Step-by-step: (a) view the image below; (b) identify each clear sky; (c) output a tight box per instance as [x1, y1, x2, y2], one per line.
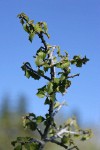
[0, 0, 100, 126]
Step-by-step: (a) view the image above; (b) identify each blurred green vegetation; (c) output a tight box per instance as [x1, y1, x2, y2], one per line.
[0, 95, 34, 150]
[0, 95, 99, 150]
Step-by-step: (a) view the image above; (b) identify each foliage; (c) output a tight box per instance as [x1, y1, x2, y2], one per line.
[12, 13, 92, 150]
[0, 95, 34, 150]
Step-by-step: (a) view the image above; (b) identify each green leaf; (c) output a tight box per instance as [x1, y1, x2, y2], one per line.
[76, 60, 83, 67]
[59, 84, 66, 93]
[17, 137, 32, 143]
[71, 55, 81, 65]
[42, 22, 48, 33]
[34, 23, 42, 33]
[43, 63, 50, 72]
[23, 14, 29, 22]
[54, 78, 60, 84]
[35, 57, 43, 66]
[23, 68, 40, 80]
[36, 116, 45, 124]
[24, 143, 39, 150]
[57, 46, 61, 56]
[20, 19, 24, 25]
[38, 85, 46, 91]
[54, 79, 71, 94]
[82, 55, 89, 64]
[22, 115, 37, 131]
[47, 82, 53, 94]
[25, 70, 30, 78]
[30, 143, 39, 150]
[29, 32, 35, 42]
[11, 141, 17, 146]
[29, 113, 36, 118]
[21, 63, 40, 80]
[61, 135, 69, 144]
[36, 90, 45, 98]
[44, 97, 50, 105]
[49, 128, 56, 136]
[37, 69, 44, 76]
[23, 24, 30, 33]
[44, 117, 53, 126]
[45, 113, 50, 119]
[71, 55, 89, 67]
[36, 86, 46, 98]
[39, 51, 46, 59]
[65, 51, 68, 57]
[60, 62, 70, 69]
[54, 102, 60, 109]
[80, 129, 93, 141]
[35, 51, 46, 67]
[45, 33, 50, 38]
[24, 144, 30, 150]
[55, 62, 61, 68]
[80, 134, 91, 141]
[26, 121, 37, 131]
[23, 114, 36, 128]
[28, 20, 34, 25]
[65, 80, 71, 89]
[14, 145, 22, 150]
[60, 74, 66, 81]
[30, 71, 40, 80]
[17, 13, 29, 22]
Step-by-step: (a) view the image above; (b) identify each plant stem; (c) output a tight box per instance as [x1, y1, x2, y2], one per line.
[42, 49, 55, 140]
[38, 32, 47, 51]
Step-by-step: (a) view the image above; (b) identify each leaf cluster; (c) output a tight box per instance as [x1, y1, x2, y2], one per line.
[11, 137, 40, 150]
[17, 13, 50, 42]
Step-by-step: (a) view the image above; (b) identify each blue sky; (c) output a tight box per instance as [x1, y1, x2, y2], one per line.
[0, 0, 100, 126]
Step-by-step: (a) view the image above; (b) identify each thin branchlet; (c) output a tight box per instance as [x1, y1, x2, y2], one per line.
[67, 73, 80, 78]
[37, 32, 47, 51]
[24, 63, 51, 81]
[43, 47, 56, 139]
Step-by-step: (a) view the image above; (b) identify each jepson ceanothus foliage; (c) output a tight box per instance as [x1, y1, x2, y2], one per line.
[12, 13, 92, 150]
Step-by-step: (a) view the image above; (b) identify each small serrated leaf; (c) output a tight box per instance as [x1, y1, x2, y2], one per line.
[44, 97, 50, 105]
[60, 62, 70, 69]
[42, 22, 48, 32]
[54, 78, 60, 84]
[34, 23, 42, 32]
[29, 32, 35, 42]
[36, 91, 45, 98]
[35, 57, 43, 66]
[47, 82, 53, 94]
[36, 86, 46, 98]
[27, 121, 37, 131]
[25, 70, 30, 78]
[36, 116, 45, 124]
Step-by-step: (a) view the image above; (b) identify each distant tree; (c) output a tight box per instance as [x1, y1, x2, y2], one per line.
[17, 95, 27, 115]
[1, 94, 10, 119]
[0, 95, 33, 150]
[12, 13, 92, 150]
